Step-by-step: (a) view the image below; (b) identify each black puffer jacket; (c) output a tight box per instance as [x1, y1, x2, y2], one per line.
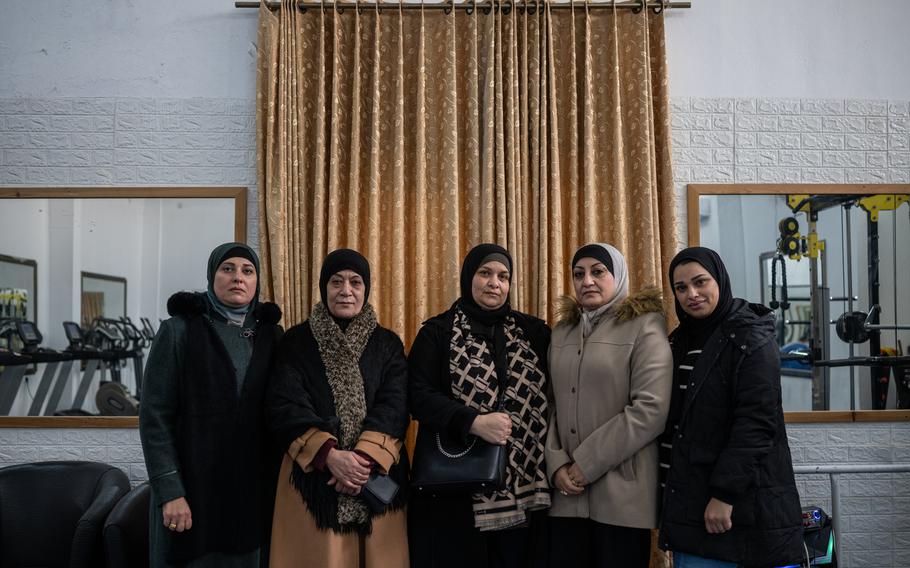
[659, 300, 804, 567]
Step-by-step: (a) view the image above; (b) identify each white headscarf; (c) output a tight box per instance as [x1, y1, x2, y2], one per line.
[575, 243, 629, 337]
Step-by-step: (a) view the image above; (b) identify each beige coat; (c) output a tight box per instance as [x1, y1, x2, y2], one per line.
[546, 288, 673, 529]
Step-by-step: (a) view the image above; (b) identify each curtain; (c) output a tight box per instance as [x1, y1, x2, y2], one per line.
[256, 0, 676, 337]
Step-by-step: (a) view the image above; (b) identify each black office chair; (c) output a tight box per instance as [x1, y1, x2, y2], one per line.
[103, 481, 151, 568]
[0, 461, 130, 568]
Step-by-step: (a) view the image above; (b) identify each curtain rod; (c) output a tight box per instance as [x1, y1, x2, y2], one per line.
[235, 0, 690, 12]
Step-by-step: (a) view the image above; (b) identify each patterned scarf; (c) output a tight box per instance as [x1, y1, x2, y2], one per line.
[309, 301, 377, 527]
[449, 308, 551, 531]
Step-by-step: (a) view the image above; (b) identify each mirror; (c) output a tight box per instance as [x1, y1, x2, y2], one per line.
[689, 184, 910, 414]
[0, 187, 246, 422]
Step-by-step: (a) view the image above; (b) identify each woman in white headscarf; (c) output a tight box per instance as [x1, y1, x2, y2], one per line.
[545, 243, 673, 567]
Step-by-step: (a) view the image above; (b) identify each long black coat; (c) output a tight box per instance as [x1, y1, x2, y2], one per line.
[659, 300, 804, 567]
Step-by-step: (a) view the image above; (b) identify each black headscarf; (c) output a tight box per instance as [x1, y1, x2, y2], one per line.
[571, 244, 614, 276]
[205, 242, 260, 322]
[668, 246, 735, 343]
[458, 243, 513, 327]
[318, 249, 371, 330]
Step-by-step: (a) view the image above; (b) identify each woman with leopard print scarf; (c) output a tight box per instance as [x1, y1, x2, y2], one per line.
[267, 249, 410, 568]
[408, 243, 551, 568]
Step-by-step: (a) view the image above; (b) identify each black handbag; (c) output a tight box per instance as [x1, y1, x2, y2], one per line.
[410, 423, 507, 494]
[360, 471, 399, 513]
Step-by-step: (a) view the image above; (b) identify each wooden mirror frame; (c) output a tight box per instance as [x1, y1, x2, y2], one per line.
[0, 186, 247, 428]
[687, 183, 910, 423]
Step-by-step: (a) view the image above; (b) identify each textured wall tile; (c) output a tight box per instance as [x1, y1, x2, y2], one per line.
[779, 115, 823, 132]
[845, 134, 888, 151]
[822, 150, 866, 168]
[801, 168, 845, 183]
[690, 97, 733, 113]
[801, 98, 845, 115]
[888, 101, 910, 117]
[690, 131, 734, 148]
[779, 150, 823, 167]
[756, 167, 800, 183]
[757, 98, 801, 115]
[846, 99, 888, 116]
[735, 115, 778, 132]
[822, 116, 866, 133]
[802, 133, 846, 149]
[670, 98, 690, 114]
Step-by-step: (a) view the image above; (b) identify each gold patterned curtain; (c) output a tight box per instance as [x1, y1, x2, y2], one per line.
[256, 0, 676, 339]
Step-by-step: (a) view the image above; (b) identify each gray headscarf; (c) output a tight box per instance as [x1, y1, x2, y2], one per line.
[573, 243, 629, 337]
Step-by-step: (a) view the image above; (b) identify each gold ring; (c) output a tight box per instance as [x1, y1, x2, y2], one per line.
[169, 523, 177, 529]
[560, 490, 568, 496]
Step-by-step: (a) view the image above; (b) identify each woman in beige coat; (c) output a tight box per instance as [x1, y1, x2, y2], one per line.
[546, 243, 673, 567]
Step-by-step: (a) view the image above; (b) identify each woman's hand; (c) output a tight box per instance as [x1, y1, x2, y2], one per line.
[469, 412, 512, 445]
[704, 497, 733, 534]
[553, 464, 585, 496]
[162, 497, 193, 532]
[325, 449, 371, 495]
[566, 462, 589, 487]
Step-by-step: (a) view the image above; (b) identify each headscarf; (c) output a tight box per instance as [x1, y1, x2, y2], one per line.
[318, 249, 371, 328]
[572, 243, 629, 337]
[458, 243, 513, 326]
[205, 242, 259, 325]
[668, 246, 735, 343]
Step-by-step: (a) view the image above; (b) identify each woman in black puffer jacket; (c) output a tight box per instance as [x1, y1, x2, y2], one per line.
[658, 247, 804, 568]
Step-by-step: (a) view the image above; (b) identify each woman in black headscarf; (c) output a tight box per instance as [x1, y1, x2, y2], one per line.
[657, 247, 804, 568]
[140, 242, 283, 568]
[408, 243, 551, 568]
[266, 249, 410, 568]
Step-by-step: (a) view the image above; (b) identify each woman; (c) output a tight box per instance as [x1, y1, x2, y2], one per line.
[658, 247, 804, 568]
[139, 242, 283, 567]
[408, 243, 551, 568]
[546, 243, 672, 567]
[267, 249, 410, 568]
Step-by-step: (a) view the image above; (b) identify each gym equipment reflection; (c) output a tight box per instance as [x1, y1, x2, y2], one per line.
[696, 186, 910, 411]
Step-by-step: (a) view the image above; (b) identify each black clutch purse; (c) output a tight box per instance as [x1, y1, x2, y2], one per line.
[360, 471, 399, 513]
[410, 425, 507, 494]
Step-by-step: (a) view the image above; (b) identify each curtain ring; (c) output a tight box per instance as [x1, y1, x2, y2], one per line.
[481, 0, 493, 15]
[336, 0, 344, 14]
[502, 0, 511, 15]
[466, 0, 475, 15]
[631, 0, 644, 14]
[443, 0, 453, 15]
[652, 0, 666, 14]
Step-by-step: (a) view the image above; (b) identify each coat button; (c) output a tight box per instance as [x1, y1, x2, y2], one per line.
[677, 433, 683, 439]
[571, 428, 577, 434]
[577, 349, 581, 355]
[729, 333, 735, 338]
[571, 387, 576, 393]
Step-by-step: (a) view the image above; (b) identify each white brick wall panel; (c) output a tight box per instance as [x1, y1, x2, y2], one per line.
[226, 133, 256, 149]
[779, 150, 823, 167]
[801, 168, 845, 183]
[28, 99, 77, 114]
[850, 548, 894, 567]
[822, 116, 866, 134]
[889, 118, 910, 133]
[670, 113, 711, 130]
[136, 166, 184, 184]
[93, 150, 114, 166]
[734, 149, 778, 166]
[888, 101, 910, 117]
[130, 463, 149, 482]
[0, 167, 24, 183]
[756, 132, 801, 149]
[115, 99, 158, 114]
[822, 150, 866, 168]
[845, 169, 889, 183]
[865, 117, 888, 134]
[181, 166, 229, 184]
[222, 167, 257, 185]
[800, 479, 832, 498]
[888, 134, 909, 151]
[893, 446, 910, 461]
[229, 99, 255, 115]
[672, 166, 691, 183]
[182, 133, 231, 149]
[734, 98, 756, 114]
[894, 476, 910, 495]
[804, 445, 849, 462]
[734, 115, 778, 132]
[777, 115, 822, 133]
[72, 99, 116, 115]
[6, 115, 53, 131]
[827, 429, 872, 445]
[0, 99, 30, 114]
[83, 447, 109, 461]
[18, 429, 64, 444]
[802, 133, 845, 149]
[0, 133, 28, 147]
[0, 446, 40, 462]
[892, 424, 910, 444]
[114, 149, 160, 166]
[866, 152, 887, 168]
[108, 445, 144, 462]
[711, 114, 733, 131]
[850, 478, 894, 497]
[787, 446, 804, 462]
[734, 167, 757, 182]
[845, 100, 889, 117]
[801, 98, 845, 115]
[734, 132, 756, 148]
[115, 114, 159, 131]
[690, 131, 734, 148]
[113, 166, 141, 183]
[62, 429, 111, 445]
[840, 497, 872, 515]
[840, 532, 871, 551]
[70, 168, 114, 184]
[32, 166, 70, 183]
[888, 152, 910, 167]
[27, 132, 70, 149]
[49, 116, 96, 132]
[889, 169, 910, 183]
[669, 98, 690, 113]
[94, 115, 115, 131]
[671, 131, 689, 148]
[4, 149, 47, 166]
[845, 134, 887, 151]
[895, 532, 910, 549]
[757, 98, 801, 115]
[756, 167, 800, 183]
[185, 99, 230, 115]
[46, 149, 92, 167]
[0, 430, 17, 445]
[71, 133, 113, 149]
[689, 97, 733, 114]
[673, 148, 712, 165]
[157, 99, 184, 114]
[713, 149, 733, 165]
[38, 446, 85, 460]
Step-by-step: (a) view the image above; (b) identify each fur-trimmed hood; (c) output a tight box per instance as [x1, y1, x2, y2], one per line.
[555, 286, 664, 327]
[166, 291, 282, 325]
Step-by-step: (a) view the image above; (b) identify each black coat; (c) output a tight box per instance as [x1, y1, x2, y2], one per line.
[266, 321, 410, 533]
[659, 300, 804, 567]
[407, 306, 551, 568]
